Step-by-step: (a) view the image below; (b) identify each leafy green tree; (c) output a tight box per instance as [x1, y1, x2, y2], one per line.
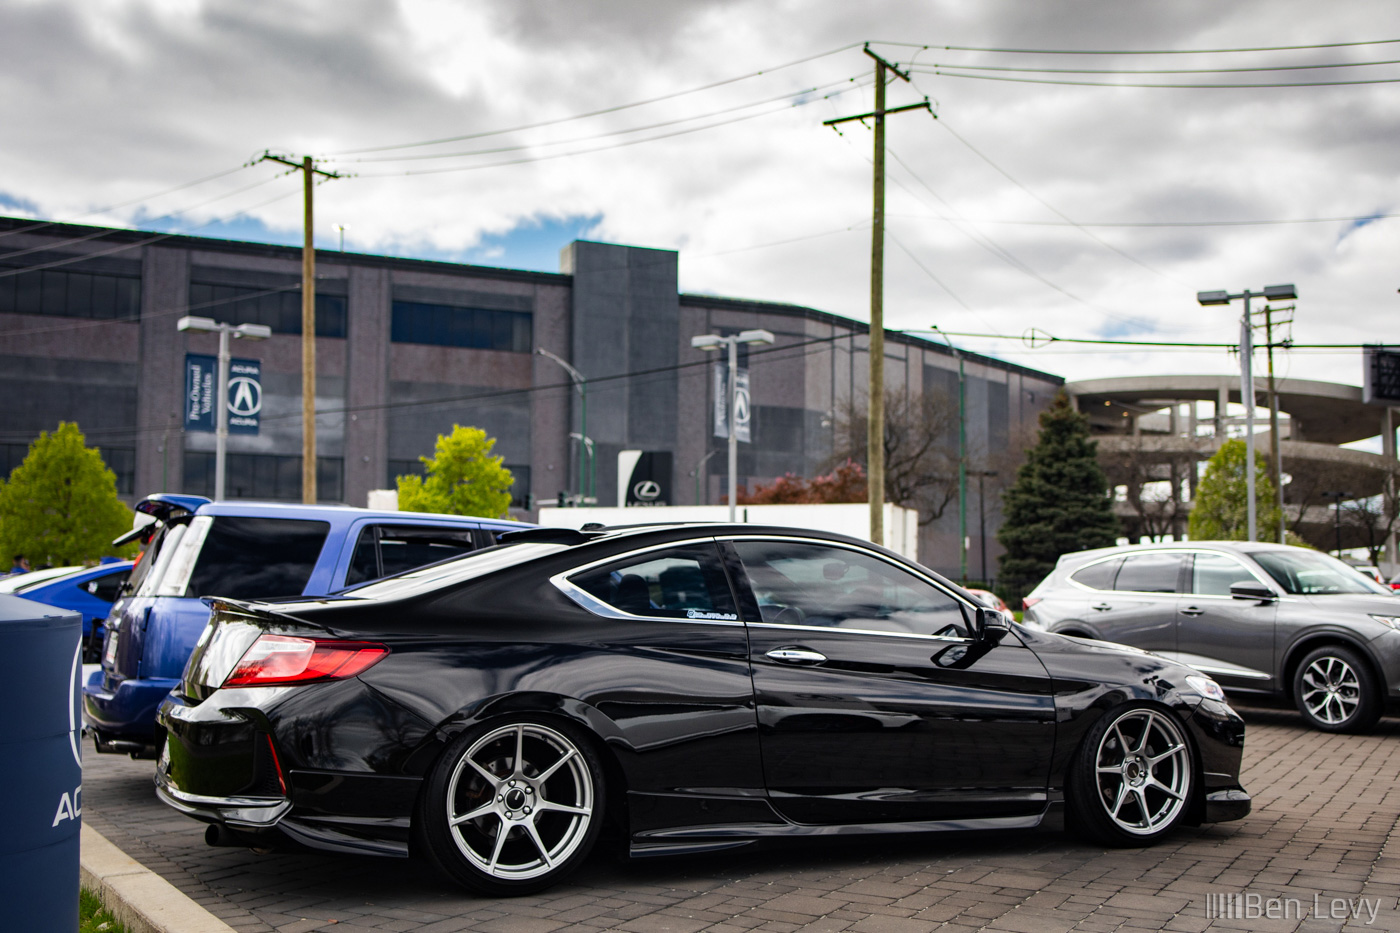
[0, 423, 134, 566]
[1188, 438, 1283, 540]
[997, 392, 1119, 595]
[396, 425, 514, 518]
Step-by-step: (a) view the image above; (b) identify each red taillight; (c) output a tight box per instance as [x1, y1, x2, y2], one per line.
[1022, 596, 1042, 610]
[222, 634, 388, 687]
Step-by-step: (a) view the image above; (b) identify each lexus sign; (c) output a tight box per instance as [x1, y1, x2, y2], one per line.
[618, 450, 673, 507]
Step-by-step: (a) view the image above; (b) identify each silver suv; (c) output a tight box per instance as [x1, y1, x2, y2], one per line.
[1022, 542, 1400, 733]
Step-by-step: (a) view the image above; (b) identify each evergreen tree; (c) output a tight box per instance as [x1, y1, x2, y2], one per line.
[1188, 438, 1282, 540]
[0, 423, 135, 566]
[997, 392, 1118, 595]
[396, 425, 514, 518]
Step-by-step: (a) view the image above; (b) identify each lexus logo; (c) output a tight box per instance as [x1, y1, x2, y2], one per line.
[228, 376, 262, 416]
[633, 480, 662, 501]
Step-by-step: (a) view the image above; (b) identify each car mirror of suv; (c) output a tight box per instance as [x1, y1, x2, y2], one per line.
[1229, 581, 1277, 602]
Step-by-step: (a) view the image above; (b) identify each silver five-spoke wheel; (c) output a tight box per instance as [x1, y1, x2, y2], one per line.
[1299, 656, 1360, 726]
[423, 717, 604, 895]
[1070, 703, 1194, 846]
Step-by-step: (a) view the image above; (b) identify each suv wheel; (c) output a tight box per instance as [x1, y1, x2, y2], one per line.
[1292, 645, 1380, 733]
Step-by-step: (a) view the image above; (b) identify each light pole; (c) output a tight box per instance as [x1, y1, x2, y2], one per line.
[1197, 284, 1297, 542]
[691, 448, 720, 504]
[1323, 490, 1351, 557]
[177, 316, 272, 500]
[691, 329, 775, 521]
[933, 326, 967, 580]
[536, 348, 591, 504]
[974, 470, 998, 583]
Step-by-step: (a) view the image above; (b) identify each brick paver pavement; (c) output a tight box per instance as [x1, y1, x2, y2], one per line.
[82, 702, 1400, 933]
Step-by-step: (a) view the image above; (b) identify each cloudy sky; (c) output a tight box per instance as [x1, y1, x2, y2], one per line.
[5, 0, 1400, 414]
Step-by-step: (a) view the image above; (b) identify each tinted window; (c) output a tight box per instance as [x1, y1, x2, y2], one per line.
[1070, 557, 1122, 591]
[1252, 549, 1392, 595]
[344, 525, 478, 587]
[87, 568, 131, 602]
[1113, 553, 1184, 594]
[1191, 552, 1253, 596]
[732, 540, 969, 637]
[390, 301, 532, 352]
[571, 544, 736, 620]
[186, 516, 329, 599]
[188, 282, 346, 337]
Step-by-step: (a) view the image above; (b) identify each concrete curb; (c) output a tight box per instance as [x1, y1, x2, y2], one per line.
[80, 823, 236, 933]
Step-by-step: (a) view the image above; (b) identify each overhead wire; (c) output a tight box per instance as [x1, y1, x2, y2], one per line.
[904, 58, 1400, 76]
[872, 38, 1400, 56]
[326, 42, 865, 156]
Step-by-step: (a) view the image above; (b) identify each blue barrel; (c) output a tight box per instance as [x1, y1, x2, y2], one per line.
[0, 594, 83, 933]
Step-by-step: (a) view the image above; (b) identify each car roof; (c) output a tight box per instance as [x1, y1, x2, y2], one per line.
[191, 499, 531, 527]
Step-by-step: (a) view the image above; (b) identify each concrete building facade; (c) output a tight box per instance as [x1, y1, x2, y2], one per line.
[0, 218, 1062, 577]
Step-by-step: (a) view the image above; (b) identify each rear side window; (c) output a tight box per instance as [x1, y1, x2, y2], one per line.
[1070, 557, 1122, 591]
[570, 544, 737, 620]
[185, 516, 330, 599]
[345, 525, 478, 586]
[86, 569, 131, 602]
[1113, 552, 1184, 594]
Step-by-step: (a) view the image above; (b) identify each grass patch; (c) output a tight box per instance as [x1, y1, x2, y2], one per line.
[80, 888, 131, 933]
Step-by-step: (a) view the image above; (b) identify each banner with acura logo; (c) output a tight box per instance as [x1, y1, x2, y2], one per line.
[618, 450, 673, 507]
[184, 354, 262, 435]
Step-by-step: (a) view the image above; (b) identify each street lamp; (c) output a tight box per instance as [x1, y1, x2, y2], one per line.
[1323, 490, 1351, 557]
[536, 348, 591, 505]
[974, 470, 998, 583]
[1196, 284, 1297, 542]
[177, 315, 272, 500]
[933, 326, 967, 580]
[690, 448, 720, 505]
[691, 328, 775, 521]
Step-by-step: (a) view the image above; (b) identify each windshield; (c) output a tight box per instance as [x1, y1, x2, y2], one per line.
[1251, 549, 1393, 596]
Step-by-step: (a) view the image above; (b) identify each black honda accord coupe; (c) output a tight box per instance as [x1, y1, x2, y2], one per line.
[156, 523, 1250, 895]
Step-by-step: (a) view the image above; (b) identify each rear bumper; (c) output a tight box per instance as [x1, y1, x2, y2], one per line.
[82, 674, 177, 747]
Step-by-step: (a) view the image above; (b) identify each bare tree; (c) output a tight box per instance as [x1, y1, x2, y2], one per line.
[829, 387, 960, 525]
[1342, 479, 1400, 569]
[1099, 439, 1190, 542]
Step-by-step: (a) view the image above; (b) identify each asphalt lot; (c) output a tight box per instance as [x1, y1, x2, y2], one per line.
[82, 700, 1400, 933]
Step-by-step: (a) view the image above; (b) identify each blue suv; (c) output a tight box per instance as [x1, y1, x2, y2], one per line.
[83, 494, 531, 757]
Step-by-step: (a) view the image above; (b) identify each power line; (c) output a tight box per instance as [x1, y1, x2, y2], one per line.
[342, 76, 864, 164]
[873, 38, 1400, 56]
[0, 164, 250, 242]
[352, 84, 864, 178]
[905, 58, 1400, 76]
[326, 43, 865, 156]
[896, 212, 1400, 228]
[913, 70, 1400, 89]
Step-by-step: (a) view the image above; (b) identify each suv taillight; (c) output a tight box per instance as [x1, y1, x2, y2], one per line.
[1022, 596, 1042, 610]
[223, 634, 388, 687]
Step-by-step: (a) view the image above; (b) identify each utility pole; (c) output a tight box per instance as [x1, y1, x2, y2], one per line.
[824, 46, 931, 547]
[1260, 303, 1294, 544]
[257, 152, 343, 503]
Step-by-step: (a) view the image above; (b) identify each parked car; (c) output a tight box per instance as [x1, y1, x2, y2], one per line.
[156, 522, 1249, 896]
[965, 587, 1010, 613]
[1022, 542, 1400, 733]
[84, 493, 531, 758]
[0, 565, 85, 593]
[7, 559, 133, 660]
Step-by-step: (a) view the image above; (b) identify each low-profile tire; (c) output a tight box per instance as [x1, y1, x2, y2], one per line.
[1292, 645, 1381, 734]
[420, 715, 605, 896]
[1067, 703, 1194, 847]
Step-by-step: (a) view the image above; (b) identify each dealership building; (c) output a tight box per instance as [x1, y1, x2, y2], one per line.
[0, 217, 1064, 576]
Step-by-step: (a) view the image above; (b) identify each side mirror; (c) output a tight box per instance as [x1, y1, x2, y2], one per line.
[975, 606, 1012, 640]
[1230, 581, 1277, 602]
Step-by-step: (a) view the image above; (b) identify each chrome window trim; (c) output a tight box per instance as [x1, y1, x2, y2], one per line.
[1066, 548, 1297, 602]
[748, 620, 974, 644]
[549, 536, 745, 627]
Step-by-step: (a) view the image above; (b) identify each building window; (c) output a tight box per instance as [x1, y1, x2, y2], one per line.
[390, 301, 531, 352]
[387, 460, 531, 510]
[183, 452, 344, 502]
[100, 448, 135, 496]
[188, 282, 346, 338]
[0, 269, 141, 320]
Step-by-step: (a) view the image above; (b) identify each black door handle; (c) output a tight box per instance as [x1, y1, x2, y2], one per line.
[1091, 603, 1113, 612]
[1179, 606, 1204, 617]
